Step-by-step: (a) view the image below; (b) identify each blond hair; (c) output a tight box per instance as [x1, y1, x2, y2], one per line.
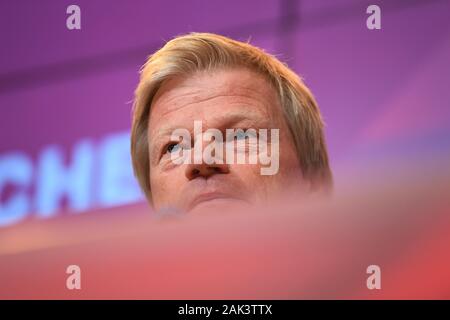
[131, 32, 332, 202]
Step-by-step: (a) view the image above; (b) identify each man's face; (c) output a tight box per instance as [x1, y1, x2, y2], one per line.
[147, 67, 307, 213]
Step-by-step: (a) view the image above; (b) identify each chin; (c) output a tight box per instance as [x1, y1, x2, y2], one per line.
[188, 198, 250, 215]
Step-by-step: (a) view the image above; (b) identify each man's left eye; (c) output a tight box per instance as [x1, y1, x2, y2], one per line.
[235, 131, 247, 140]
[234, 130, 257, 140]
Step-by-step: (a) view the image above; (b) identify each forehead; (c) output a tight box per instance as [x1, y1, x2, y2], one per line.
[148, 68, 281, 133]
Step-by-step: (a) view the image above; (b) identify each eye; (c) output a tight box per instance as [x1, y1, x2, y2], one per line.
[233, 129, 257, 141]
[165, 142, 181, 154]
[235, 131, 248, 140]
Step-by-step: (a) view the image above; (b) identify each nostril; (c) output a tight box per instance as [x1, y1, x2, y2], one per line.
[192, 168, 200, 176]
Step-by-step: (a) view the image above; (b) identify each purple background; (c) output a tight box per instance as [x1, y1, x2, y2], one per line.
[1, 0, 450, 227]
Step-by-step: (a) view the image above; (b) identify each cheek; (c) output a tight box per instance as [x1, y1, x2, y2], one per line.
[230, 163, 262, 181]
[280, 145, 300, 172]
[229, 164, 270, 198]
[277, 138, 305, 186]
[278, 128, 301, 170]
[149, 169, 182, 208]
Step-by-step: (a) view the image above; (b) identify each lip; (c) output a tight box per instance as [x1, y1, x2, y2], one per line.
[187, 192, 239, 212]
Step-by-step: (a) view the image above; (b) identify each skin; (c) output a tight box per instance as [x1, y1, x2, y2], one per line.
[147, 67, 309, 214]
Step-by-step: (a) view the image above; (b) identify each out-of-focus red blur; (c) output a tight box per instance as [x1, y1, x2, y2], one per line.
[1, 157, 449, 299]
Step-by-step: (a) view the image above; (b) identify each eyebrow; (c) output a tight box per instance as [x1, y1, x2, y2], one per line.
[151, 110, 269, 141]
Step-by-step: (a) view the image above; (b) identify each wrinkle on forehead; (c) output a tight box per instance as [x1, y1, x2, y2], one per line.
[149, 68, 279, 121]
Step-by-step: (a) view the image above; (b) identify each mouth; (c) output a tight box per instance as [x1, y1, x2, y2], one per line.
[187, 192, 244, 212]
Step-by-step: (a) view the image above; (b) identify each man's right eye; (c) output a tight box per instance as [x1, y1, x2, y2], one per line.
[165, 142, 181, 154]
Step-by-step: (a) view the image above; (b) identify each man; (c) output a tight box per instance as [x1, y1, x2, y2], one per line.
[131, 33, 332, 214]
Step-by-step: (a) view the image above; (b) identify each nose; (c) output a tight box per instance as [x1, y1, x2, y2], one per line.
[185, 130, 230, 180]
[185, 161, 230, 180]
